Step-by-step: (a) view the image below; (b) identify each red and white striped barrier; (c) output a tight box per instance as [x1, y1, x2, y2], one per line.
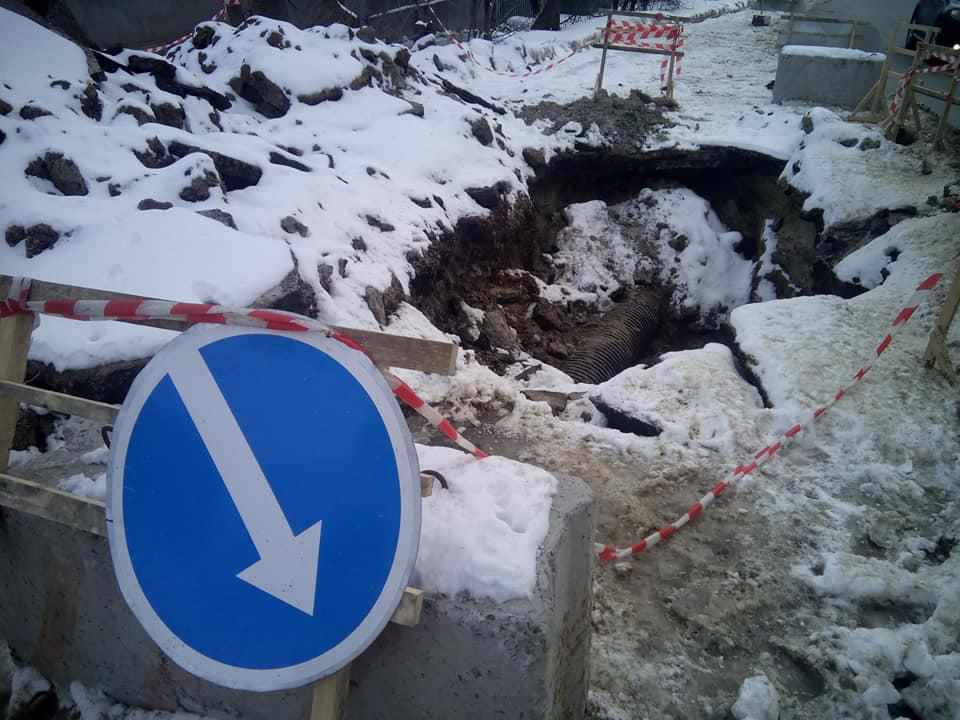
[600, 19, 680, 46]
[142, 3, 230, 56]
[3, 270, 946, 561]
[427, 4, 599, 79]
[594, 15, 685, 93]
[596, 272, 945, 563]
[890, 49, 960, 116]
[0, 280, 488, 461]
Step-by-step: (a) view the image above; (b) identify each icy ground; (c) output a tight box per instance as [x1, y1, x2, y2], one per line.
[2, 3, 960, 720]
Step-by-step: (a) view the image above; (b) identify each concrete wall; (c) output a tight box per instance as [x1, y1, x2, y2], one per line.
[773, 46, 885, 109]
[0, 474, 593, 720]
[770, 0, 960, 128]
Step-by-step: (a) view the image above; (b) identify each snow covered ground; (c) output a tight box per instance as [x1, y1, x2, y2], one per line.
[3, 3, 960, 720]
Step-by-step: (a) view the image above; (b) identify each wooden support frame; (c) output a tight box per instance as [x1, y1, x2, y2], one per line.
[0, 311, 32, 474]
[0, 471, 425, 631]
[854, 22, 942, 120]
[0, 274, 437, 719]
[880, 41, 960, 163]
[924, 267, 960, 383]
[592, 11, 683, 101]
[780, 13, 865, 50]
[0, 275, 457, 376]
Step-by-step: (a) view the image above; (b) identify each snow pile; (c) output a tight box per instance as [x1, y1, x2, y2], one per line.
[28, 316, 178, 372]
[732, 213, 960, 408]
[58, 471, 107, 500]
[414, 445, 557, 602]
[533, 188, 759, 328]
[781, 45, 885, 61]
[799, 553, 960, 720]
[731, 674, 779, 720]
[782, 108, 953, 228]
[755, 219, 797, 301]
[0, 8, 546, 370]
[5, 666, 52, 719]
[76, 681, 206, 720]
[547, 200, 645, 306]
[834, 234, 902, 290]
[592, 344, 763, 452]
[635, 187, 753, 317]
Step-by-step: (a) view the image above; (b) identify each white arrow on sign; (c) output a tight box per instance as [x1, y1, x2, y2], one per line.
[168, 351, 322, 616]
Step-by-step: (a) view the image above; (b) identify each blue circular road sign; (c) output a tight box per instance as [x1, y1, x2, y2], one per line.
[107, 325, 420, 691]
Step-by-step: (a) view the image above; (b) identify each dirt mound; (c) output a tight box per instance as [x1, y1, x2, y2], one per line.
[521, 89, 672, 154]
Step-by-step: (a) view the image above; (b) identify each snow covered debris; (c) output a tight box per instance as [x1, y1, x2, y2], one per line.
[70, 681, 207, 720]
[782, 108, 953, 228]
[0, 8, 545, 369]
[781, 45, 884, 61]
[640, 188, 753, 316]
[732, 674, 780, 720]
[6, 666, 52, 719]
[592, 344, 763, 452]
[58, 471, 107, 500]
[414, 444, 557, 602]
[548, 200, 645, 306]
[28, 316, 177, 372]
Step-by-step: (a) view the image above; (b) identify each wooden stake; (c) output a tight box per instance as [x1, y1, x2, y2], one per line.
[594, 11, 613, 99]
[888, 44, 921, 141]
[934, 64, 959, 149]
[852, 78, 881, 118]
[665, 29, 678, 101]
[924, 267, 960, 384]
[0, 314, 33, 473]
[310, 665, 351, 720]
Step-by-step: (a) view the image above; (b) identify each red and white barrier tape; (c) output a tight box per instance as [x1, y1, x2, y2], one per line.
[427, 4, 599, 79]
[890, 50, 960, 115]
[600, 19, 680, 45]
[597, 15, 684, 91]
[596, 272, 945, 563]
[143, 5, 228, 55]
[4, 267, 944, 561]
[0, 281, 488, 461]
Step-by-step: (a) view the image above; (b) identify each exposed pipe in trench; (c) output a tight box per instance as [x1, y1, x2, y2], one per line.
[562, 287, 663, 384]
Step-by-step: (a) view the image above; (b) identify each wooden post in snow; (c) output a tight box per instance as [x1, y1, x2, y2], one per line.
[594, 11, 614, 99]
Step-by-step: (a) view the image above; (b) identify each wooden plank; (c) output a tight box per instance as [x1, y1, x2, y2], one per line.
[332, 327, 456, 377]
[924, 269, 960, 383]
[310, 665, 351, 720]
[912, 83, 951, 102]
[0, 380, 119, 425]
[591, 44, 683, 57]
[0, 473, 107, 535]
[594, 11, 613, 98]
[0, 275, 457, 376]
[0, 314, 33, 473]
[934, 66, 959, 147]
[0, 472, 424, 625]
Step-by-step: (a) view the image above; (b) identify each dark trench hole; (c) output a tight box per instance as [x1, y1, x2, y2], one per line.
[887, 700, 924, 720]
[408, 145, 895, 425]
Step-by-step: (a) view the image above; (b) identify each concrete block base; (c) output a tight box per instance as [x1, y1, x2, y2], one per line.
[773, 45, 886, 110]
[0, 472, 593, 720]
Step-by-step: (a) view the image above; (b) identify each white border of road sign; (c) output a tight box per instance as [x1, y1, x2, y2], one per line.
[106, 325, 421, 692]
